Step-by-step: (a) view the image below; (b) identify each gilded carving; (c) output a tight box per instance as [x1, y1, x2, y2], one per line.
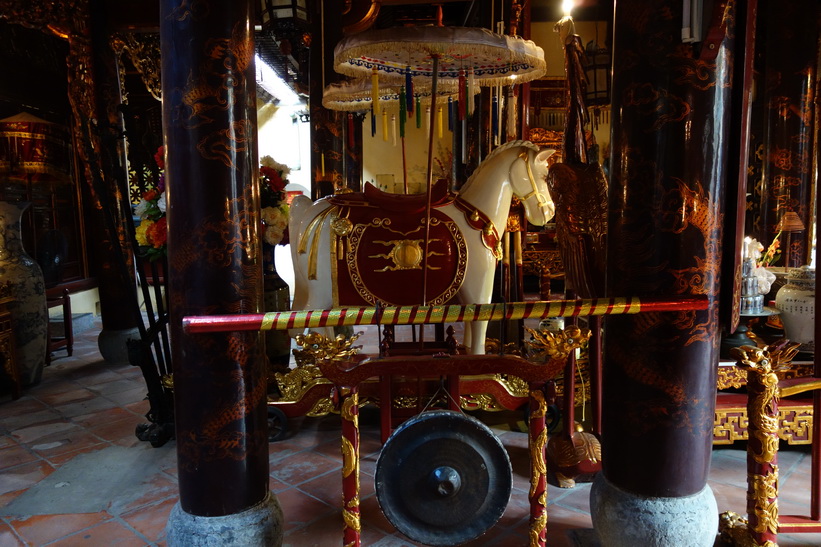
[110, 32, 162, 101]
[293, 331, 362, 363]
[341, 435, 356, 478]
[525, 324, 591, 362]
[750, 470, 779, 535]
[718, 511, 777, 547]
[341, 395, 359, 428]
[342, 497, 361, 533]
[732, 341, 801, 463]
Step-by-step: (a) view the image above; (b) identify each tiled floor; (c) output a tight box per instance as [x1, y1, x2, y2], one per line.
[1, 319, 820, 546]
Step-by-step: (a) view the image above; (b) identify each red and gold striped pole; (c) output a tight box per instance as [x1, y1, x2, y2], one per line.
[183, 296, 708, 334]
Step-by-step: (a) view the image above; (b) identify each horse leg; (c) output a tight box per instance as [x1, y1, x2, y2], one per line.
[467, 320, 489, 355]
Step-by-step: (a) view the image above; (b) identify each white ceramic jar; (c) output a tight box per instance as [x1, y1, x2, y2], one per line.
[775, 266, 815, 352]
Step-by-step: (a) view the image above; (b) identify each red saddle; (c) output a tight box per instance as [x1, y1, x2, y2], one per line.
[359, 178, 454, 214]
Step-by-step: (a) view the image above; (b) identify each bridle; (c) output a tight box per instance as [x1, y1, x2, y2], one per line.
[515, 149, 550, 212]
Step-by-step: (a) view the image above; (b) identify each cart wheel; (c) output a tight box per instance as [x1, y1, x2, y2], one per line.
[267, 406, 288, 442]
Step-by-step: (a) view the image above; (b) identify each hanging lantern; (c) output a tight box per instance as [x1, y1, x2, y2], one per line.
[584, 40, 611, 107]
[257, 0, 310, 29]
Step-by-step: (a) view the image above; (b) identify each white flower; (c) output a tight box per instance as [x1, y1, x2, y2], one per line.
[157, 193, 167, 214]
[260, 155, 291, 177]
[134, 199, 150, 218]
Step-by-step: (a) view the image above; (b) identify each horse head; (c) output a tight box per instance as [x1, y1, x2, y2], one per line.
[509, 144, 556, 226]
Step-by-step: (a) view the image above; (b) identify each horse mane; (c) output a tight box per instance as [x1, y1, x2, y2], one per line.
[462, 140, 540, 190]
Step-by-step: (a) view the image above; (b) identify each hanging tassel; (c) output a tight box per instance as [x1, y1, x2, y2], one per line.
[347, 113, 355, 150]
[491, 94, 499, 143]
[447, 96, 454, 132]
[382, 107, 388, 142]
[370, 106, 376, 137]
[416, 96, 422, 128]
[437, 106, 443, 138]
[371, 67, 379, 116]
[391, 113, 397, 146]
[399, 87, 407, 138]
[467, 68, 475, 116]
[426, 105, 431, 134]
[405, 67, 414, 115]
[458, 69, 466, 121]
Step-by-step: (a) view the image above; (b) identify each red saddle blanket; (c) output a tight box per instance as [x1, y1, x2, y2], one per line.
[328, 188, 466, 307]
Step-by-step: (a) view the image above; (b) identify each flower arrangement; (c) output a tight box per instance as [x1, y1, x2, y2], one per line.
[134, 146, 167, 261]
[259, 155, 290, 246]
[758, 231, 782, 268]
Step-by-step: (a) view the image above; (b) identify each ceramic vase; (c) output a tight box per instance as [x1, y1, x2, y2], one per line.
[263, 243, 291, 377]
[775, 266, 815, 352]
[0, 201, 48, 386]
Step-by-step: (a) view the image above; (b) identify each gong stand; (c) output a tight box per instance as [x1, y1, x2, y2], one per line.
[317, 353, 557, 547]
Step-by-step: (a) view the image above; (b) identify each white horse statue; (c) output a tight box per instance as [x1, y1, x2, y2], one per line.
[288, 140, 556, 354]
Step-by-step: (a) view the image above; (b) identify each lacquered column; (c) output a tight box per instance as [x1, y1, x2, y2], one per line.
[160, 0, 280, 542]
[592, 2, 735, 545]
[756, 0, 818, 267]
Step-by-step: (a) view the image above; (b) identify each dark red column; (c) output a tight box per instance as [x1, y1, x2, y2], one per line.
[160, 0, 274, 528]
[593, 2, 736, 544]
[756, 0, 818, 267]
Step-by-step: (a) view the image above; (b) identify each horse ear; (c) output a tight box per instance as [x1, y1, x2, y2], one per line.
[535, 148, 556, 164]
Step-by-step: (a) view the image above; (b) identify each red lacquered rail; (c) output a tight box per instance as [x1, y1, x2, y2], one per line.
[182, 295, 709, 334]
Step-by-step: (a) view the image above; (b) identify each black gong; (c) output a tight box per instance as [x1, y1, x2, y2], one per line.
[375, 410, 512, 546]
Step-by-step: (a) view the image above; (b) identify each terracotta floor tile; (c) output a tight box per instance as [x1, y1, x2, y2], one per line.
[52, 396, 119, 419]
[0, 459, 55, 497]
[35, 386, 97, 407]
[71, 406, 137, 428]
[11, 420, 79, 445]
[44, 441, 111, 467]
[88, 378, 147, 396]
[105, 386, 153, 407]
[276, 487, 337, 530]
[0, 397, 49, 418]
[284, 509, 385, 547]
[48, 519, 150, 546]
[9, 511, 112, 545]
[30, 427, 108, 459]
[113, 473, 179, 515]
[0, 521, 25, 546]
[0, 443, 39, 471]
[87, 417, 144, 443]
[65, 366, 124, 386]
[123, 398, 151, 417]
[270, 450, 341, 486]
[120, 496, 178, 542]
[0, 407, 64, 432]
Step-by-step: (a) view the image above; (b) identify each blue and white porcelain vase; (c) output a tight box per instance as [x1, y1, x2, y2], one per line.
[775, 266, 815, 353]
[0, 201, 48, 386]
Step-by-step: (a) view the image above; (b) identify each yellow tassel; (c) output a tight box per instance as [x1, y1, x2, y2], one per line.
[437, 106, 443, 138]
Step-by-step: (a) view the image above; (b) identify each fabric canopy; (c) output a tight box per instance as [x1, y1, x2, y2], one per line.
[333, 26, 546, 87]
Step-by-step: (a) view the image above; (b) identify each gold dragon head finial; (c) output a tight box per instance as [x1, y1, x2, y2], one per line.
[293, 331, 363, 366]
[525, 324, 591, 363]
[731, 339, 801, 375]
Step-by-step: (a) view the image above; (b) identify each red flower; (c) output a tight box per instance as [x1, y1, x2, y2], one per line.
[147, 217, 168, 249]
[143, 188, 160, 202]
[154, 146, 165, 170]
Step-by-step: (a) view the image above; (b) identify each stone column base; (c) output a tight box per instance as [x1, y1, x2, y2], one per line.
[97, 327, 140, 366]
[590, 473, 718, 547]
[166, 491, 284, 546]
